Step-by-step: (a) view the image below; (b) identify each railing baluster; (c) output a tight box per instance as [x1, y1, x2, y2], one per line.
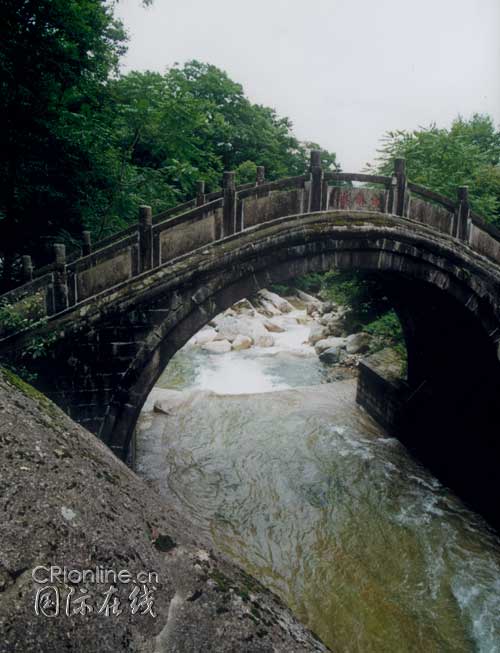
[82, 231, 92, 257]
[196, 181, 206, 207]
[394, 158, 407, 217]
[310, 150, 323, 212]
[22, 255, 33, 283]
[455, 186, 470, 241]
[53, 243, 68, 313]
[139, 205, 153, 273]
[223, 171, 236, 236]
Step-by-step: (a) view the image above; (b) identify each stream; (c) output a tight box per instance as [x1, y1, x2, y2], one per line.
[136, 307, 500, 652]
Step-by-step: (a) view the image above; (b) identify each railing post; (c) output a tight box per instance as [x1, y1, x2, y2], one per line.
[310, 150, 323, 212]
[82, 231, 92, 257]
[455, 186, 470, 241]
[223, 171, 236, 236]
[256, 166, 265, 186]
[394, 158, 407, 216]
[386, 175, 397, 214]
[21, 255, 33, 283]
[53, 243, 68, 313]
[196, 181, 206, 206]
[139, 205, 153, 272]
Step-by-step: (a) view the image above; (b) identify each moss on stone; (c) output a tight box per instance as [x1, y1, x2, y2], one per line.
[0, 366, 62, 426]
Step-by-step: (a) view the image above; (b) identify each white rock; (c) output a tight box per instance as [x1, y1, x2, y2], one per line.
[215, 315, 274, 347]
[194, 326, 218, 345]
[258, 289, 294, 313]
[232, 335, 253, 351]
[255, 333, 274, 347]
[202, 339, 232, 354]
[308, 323, 328, 345]
[256, 299, 281, 316]
[232, 299, 255, 315]
[260, 318, 286, 333]
[314, 337, 347, 355]
[295, 289, 322, 306]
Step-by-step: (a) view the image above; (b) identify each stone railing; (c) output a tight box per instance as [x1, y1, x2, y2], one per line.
[1, 152, 499, 333]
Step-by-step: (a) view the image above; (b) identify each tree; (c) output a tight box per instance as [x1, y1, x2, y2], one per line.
[369, 114, 500, 225]
[0, 0, 127, 286]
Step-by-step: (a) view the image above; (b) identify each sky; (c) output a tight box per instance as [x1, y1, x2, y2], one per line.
[115, 0, 500, 171]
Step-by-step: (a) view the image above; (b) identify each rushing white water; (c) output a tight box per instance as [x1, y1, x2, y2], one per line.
[137, 307, 500, 652]
[187, 310, 316, 394]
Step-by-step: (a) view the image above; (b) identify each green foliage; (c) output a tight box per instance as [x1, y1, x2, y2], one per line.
[0, 299, 57, 380]
[369, 114, 500, 225]
[319, 271, 391, 332]
[364, 310, 405, 357]
[0, 0, 128, 281]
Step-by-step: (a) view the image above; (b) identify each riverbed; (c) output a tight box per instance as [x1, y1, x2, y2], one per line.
[136, 307, 500, 652]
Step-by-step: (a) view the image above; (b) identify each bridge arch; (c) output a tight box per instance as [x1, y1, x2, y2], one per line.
[82, 211, 499, 459]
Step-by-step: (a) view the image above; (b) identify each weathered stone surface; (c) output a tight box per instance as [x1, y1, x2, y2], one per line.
[308, 323, 328, 345]
[346, 332, 372, 354]
[193, 326, 218, 346]
[202, 339, 232, 354]
[257, 289, 294, 314]
[232, 298, 255, 315]
[314, 337, 347, 355]
[0, 369, 329, 653]
[232, 335, 253, 351]
[319, 347, 342, 364]
[295, 290, 322, 308]
[260, 317, 286, 333]
[214, 315, 274, 348]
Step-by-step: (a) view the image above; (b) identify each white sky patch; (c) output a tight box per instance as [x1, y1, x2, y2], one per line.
[116, 0, 500, 171]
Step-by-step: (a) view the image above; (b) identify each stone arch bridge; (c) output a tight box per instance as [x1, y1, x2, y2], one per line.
[1, 153, 500, 523]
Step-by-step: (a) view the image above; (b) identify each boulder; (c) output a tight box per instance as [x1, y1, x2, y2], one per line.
[319, 312, 336, 326]
[193, 326, 218, 346]
[232, 335, 253, 351]
[256, 333, 275, 347]
[346, 332, 372, 354]
[308, 323, 328, 345]
[0, 369, 329, 653]
[260, 318, 286, 333]
[214, 315, 274, 348]
[255, 299, 281, 317]
[314, 337, 347, 355]
[296, 289, 322, 307]
[326, 321, 345, 337]
[232, 299, 255, 315]
[257, 289, 294, 313]
[319, 347, 343, 365]
[202, 339, 232, 354]
[319, 301, 336, 315]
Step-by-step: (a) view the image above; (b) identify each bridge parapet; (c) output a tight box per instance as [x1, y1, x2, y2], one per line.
[1, 151, 500, 339]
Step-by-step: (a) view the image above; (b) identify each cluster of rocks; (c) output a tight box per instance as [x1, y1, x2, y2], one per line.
[187, 285, 373, 374]
[188, 289, 297, 354]
[302, 292, 373, 369]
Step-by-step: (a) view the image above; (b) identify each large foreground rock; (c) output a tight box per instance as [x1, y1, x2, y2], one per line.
[0, 369, 328, 652]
